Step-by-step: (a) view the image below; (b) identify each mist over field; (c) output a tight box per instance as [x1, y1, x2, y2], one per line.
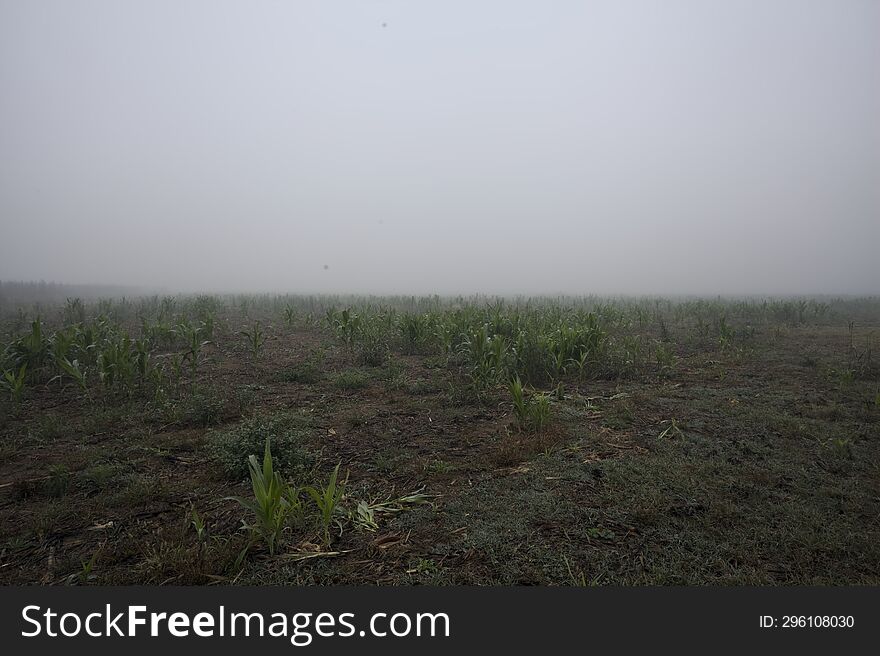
[1, 0, 878, 295]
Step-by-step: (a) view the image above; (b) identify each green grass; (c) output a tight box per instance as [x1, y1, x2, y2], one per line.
[333, 369, 371, 390]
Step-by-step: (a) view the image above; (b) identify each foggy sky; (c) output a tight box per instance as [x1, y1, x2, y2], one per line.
[1, 0, 878, 296]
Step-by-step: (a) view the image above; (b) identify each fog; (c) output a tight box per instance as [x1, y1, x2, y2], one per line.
[1, 0, 878, 296]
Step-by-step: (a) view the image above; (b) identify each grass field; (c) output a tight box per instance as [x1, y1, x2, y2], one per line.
[1, 292, 878, 584]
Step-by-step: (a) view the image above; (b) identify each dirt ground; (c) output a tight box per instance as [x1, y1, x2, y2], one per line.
[1, 310, 878, 585]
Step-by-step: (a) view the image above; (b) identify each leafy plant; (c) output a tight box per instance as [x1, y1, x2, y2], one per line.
[655, 342, 675, 378]
[44, 464, 72, 497]
[5, 318, 49, 378]
[399, 313, 430, 353]
[510, 375, 528, 424]
[190, 504, 208, 544]
[183, 325, 210, 381]
[509, 376, 551, 432]
[207, 413, 314, 480]
[1, 364, 27, 402]
[67, 546, 101, 585]
[304, 464, 347, 547]
[283, 305, 296, 327]
[133, 339, 152, 382]
[189, 503, 209, 572]
[529, 393, 551, 432]
[185, 389, 225, 426]
[227, 439, 302, 562]
[241, 322, 266, 359]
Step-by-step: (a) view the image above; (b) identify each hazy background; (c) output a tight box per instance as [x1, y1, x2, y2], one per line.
[1, 0, 878, 296]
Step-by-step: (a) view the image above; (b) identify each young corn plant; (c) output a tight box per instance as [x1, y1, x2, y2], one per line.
[50, 329, 75, 366]
[355, 320, 389, 366]
[510, 376, 529, 425]
[399, 313, 430, 354]
[1, 365, 27, 402]
[570, 350, 590, 381]
[717, 315, 733, 350]
[655, 342, 675, 379]
[189, 503, 209, 572]
[97, 336, 136, 395]
[283, 305, 296, 328]
[463, 325, 506, 389]
[334, 308, 361, 346]
[190, 503, 208, 544]
[199, 313, 216, 341]
[6, 318, 50, 379]
[241, 322, 266, 359]
[509, 375, 551, 432]
[227, 439, 302, 564]
[52, 357, 90, 401]
[530, 393, 551, 432]
[435, 323, 456, 363]
[304, 464, 347, 547]
[167, 354, 184, 394]
[133, 339, 152, 383]
[183, 326, 210, 381]
[63, 297, 86, 326]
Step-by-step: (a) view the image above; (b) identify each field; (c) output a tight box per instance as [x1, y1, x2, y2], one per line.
[1, 291, 878, 585]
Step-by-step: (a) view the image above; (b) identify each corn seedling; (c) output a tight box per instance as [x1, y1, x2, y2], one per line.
[51, 357, 90, 401]
[332, 308, 362, 346]
[718, 315, 733, 350]
[199, 313, 215, 341]
[241, 322, 266, 359]
[1, 364, 27, 402]
[509, 376, 551, 432]
[189, 503, 209, 572]
[304, 464, 347, 547]
[655, 342, 675, 378]
[168, 354, 184, 393]
[530, 393, 551, 431]
[97, 336, 136, 395]
[227, 438, 302, 564]
[510, 376, 528, 424]
[62, 297, 86, 326]
[50, 328, 75, 366]
[355, 320, 389, 366]
[133, 339, 151, 382]
[190, 503, 208, 544]
[570, 350, 590, 380]
[6, 318, 49, 379]
[183, 326, 210, 381]
[399, 313, 430, 353]
[67, 546, 101, 585]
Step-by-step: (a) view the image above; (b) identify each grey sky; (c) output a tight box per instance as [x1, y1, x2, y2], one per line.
[1, 0, 878, 295]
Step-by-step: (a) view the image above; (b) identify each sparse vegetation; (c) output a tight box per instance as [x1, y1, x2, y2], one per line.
[1, 291, 879, 585]
[509, 376, 551, 432]
[227, 439, 303, 561]
[206, 413, 314, 480]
